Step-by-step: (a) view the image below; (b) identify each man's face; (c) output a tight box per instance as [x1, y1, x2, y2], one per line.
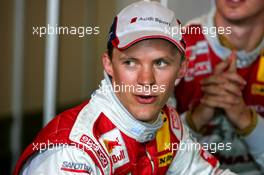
[216, 0, 264, 22]
[103, 39, 185, 123]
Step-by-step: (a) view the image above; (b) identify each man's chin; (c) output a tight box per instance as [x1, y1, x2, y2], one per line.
[136, 116, 158, 123]
[131, 109, 160, 123]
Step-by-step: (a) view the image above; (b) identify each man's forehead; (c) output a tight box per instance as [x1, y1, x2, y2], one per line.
[120, 39, 181, 56]
[112, 45, 181, 62]
[128, 38, 177, 48]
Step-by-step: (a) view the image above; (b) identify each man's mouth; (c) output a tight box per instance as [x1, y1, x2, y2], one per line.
[134, 95, 157, 104]
[226, 0, 245, 7]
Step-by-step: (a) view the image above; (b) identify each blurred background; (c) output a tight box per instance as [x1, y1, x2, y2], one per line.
[0, 0, 214, 174]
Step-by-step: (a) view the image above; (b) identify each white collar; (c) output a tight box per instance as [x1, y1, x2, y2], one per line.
[90, 72, 163, 142]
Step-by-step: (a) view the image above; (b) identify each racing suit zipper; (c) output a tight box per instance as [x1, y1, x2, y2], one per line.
[146, 150, 154, 174]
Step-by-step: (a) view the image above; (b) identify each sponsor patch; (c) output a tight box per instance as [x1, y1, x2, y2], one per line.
[61, 161, 92, 174]
[195, 41, 209, 55]
[103, 138, 122, 154]
[158, 152, 173, 167]
[200, 149, 218, 168]
[168, 107, 182, 140]
[184, 61, 212, 81]
[185, 46, 196, 61]
[137, 16, 171, 26]
[251, 84, 264, 96]
[168, 107, 180, 130]
[184, 41, 212, 81]
[99, 128, 129, 170]
[80, 134, 108, 168]
[257, 55, 264, 82]
[184, 68, 195, 81]
[194, 61, 212, 76]
[156, 112, 171, 152]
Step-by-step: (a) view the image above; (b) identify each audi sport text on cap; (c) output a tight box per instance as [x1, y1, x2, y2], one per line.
[107, 0, 186, 54]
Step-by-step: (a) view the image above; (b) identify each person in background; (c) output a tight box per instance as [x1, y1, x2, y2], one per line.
[13, 1, 236, 175]
[174, 0, 264, 174]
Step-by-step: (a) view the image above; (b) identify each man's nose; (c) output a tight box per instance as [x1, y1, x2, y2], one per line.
[137, 66, 156, 86]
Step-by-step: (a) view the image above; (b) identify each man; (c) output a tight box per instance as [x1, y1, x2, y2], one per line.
[174, 0, 264, 174]
[14, 1, 235, 175]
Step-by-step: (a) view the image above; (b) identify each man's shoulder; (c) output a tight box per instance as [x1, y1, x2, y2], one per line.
[13, 100, 106, 175]
[35, 101, 90, 141]
[20, 145, 103, 175]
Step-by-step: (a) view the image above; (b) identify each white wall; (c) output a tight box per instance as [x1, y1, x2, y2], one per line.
[115, 0, 214, 24]
[168, 0, 214, 24]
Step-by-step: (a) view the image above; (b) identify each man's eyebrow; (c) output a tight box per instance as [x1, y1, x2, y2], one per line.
[119, 54, 178, 62]
[154, 56, 175, 62]
[119, 56, 138, 61]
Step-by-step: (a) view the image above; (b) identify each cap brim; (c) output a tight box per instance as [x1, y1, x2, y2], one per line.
[116, 30, 185, 55]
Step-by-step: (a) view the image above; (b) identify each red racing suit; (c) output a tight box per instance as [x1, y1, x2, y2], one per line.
[175, 9, 264, 175]
[14, 73, 235, 175]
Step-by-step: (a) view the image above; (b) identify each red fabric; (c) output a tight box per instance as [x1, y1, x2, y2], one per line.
[13, 101, 89, 175]
[175, 25, 264, 117]
[13, 103, 182, 175]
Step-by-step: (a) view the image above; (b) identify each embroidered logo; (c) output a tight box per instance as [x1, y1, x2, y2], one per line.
[100, 128, 129, 170]
[251, 83, 264, 96]
[80, 134, 108, 168]
[103, 137, 121, 153]
[130, 17, 137, 23]
[61, 161, 92, 174]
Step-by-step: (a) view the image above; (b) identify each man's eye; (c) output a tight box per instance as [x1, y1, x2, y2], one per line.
[155, 60, 168, 67]
[123, 60, 136, 66]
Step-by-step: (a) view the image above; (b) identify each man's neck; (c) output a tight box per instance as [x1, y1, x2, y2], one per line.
[215, 11, 264, 52]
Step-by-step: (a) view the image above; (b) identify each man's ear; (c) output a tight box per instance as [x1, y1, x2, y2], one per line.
[102, 52, 113, 77]
[177, 59, 188, 78]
